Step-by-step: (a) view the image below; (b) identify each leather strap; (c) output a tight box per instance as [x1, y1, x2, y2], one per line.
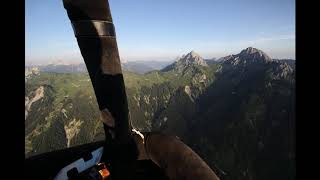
[71, 20, 115, 37]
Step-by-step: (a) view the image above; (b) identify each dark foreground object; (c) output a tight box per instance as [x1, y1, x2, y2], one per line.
[25, 140, 168, 180]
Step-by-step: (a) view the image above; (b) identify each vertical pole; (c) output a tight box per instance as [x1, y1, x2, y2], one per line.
[63, 0, 131, 146]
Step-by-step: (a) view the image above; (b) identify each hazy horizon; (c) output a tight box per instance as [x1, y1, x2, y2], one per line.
[25, 47, 296, 66]
[26, 0, 295, 63]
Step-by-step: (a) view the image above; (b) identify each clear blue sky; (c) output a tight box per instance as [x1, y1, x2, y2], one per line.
[26, 0, 295, 64]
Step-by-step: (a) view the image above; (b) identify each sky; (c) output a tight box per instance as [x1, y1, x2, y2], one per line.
[25, 0, 295, 64]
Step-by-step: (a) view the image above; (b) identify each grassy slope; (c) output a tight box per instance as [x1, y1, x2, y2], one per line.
[25, 64, 219, 155]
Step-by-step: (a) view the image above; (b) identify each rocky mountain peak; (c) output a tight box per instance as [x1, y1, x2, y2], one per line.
[161, 51, 208, 72]
[179, 51, 208, 67]
[238, 47, 272, 62]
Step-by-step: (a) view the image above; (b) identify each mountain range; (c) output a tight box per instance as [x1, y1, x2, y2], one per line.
[25, 47, 295, 180]
[26, 52, 294, 75]
[26, 60, 174, 74]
